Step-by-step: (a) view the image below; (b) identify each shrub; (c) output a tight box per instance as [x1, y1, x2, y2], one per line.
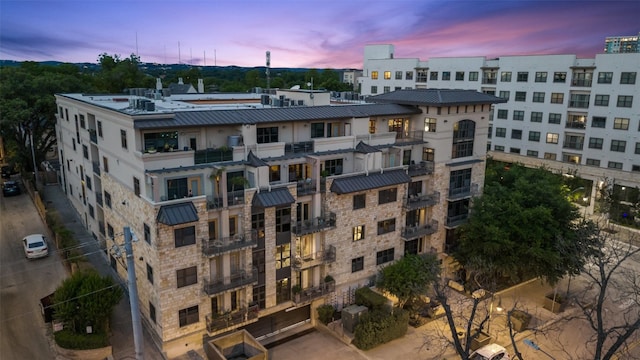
[355, 287, 388, 312]
[353, 309, 409, 350]
[317, 304, 335, 325]
[54, 329, 109, 350]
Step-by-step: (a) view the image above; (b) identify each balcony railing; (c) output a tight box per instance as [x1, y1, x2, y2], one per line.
[296, 179, 317, 196]
[285, 141, 314, 154]
[227, 190, 244, 206]
[92, 161, 101, 175]
[408, 161, 434, 176]
[571, 79, 592, 87]
[95, 193, 103, 207]
[482, 78, 497, 84]
[206, 304, 259, 333]
[202, 231, 258, 256]
[292, 213, 337, 235]
[98, 221, 105, 236]
[292, 245, 336, 271]
[446, 214, 469, 227]
[203, 268, 258, 296]
[565, 121, 586, 129]
[88, 129, 98, 144]
[569, 101, 589, 108]
[563, 141, 584, 150]
[206, 195, 224, 209]
[401, 220, 439, 240]
[404, 191, 440, 210]
[292, 281, 336, 305]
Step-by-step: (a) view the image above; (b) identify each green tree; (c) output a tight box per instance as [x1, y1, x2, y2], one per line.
[95, 53, 152, 92]
[453, 160, 590, 287]
[52, 269, 122, 334]
[376, 253, 440, 308]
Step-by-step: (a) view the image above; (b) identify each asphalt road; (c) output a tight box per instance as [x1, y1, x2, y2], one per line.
[0, 180, 67, 360]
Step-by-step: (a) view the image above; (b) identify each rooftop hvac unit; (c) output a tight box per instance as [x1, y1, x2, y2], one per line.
[145, 101, 155, 111]
[298, 100, 304, 106]
[272, 99, 280, 107]
[261, 95, 270, 105]
[138, 99, 150, 110]
[283, 99, 289, 107]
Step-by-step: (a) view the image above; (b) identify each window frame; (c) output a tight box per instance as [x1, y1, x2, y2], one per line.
[177, 266, 198, 288]
[174, 226, 196, 248]
[178, 305, 199, 327]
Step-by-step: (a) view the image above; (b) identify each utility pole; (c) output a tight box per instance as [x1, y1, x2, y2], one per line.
[124, 226, 144, 360]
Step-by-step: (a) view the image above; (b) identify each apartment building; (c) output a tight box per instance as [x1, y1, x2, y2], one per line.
[54, 87, 503, 357]
[604, 33, 640, 53]
[360, 45, 640, 211]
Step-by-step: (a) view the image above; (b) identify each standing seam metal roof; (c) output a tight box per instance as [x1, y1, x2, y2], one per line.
[157, 202, 199, 226]
[366, 89, 507, 106]
[330, 169, 411, 194]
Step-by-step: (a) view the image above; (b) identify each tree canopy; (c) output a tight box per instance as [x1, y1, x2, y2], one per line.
[376, 253, 440, 308]
[453, 160, 591, 287]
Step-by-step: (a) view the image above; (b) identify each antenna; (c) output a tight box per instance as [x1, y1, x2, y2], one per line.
[266, 51, 271, 91]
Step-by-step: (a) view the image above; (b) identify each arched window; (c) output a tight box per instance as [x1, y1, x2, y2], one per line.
[452, 120, 476, 158]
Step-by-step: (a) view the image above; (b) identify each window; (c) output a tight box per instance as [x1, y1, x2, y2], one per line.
[597, 72, 612, 84]
[496, 109, 508, 119]
[275, 244, 290, 269]
[149, 302, 156, 323]
[424, 118, 436, 132]
[442, 71, 451, 80]
[551, 93, 564, 104]
[617, 95, 633, 107]
[79, 114, 85, 129]
[449, 168, 472, 197]
[82, 145, 88, 159]
[430, 71, 438, 81]
[570, 94, 590, 108]
[513, 110, 524, 121]
[495, 127, 506, 137]
[107, 223, 114, 239]
[88, 204, 94, 218]
[498, 91, 510, 100]
[634, 165, 640, 172]
[417, 69, 428, 82]
[517, 72, 528, 82]
[592, 116, 606, 128]
[553, 72, 566, 83]
[368, 120, 376, 134]
[147, 263, 154, 284]
[376, 248, 395, 265]
[613, 118, 629, 130]
[544, 153, 557, 160]
[384, 71, 391, 80]
[515, 91, 526, 101]
[269, 165, 280, 182]
[276, 279, 290, 304]
[455, 71, 465, 81]
[133, 177, 140, 197]
[104, 191, 112, 208]
[510, 148, 520, 154]
[620, 72, 636, 84]
[310, 122, 324, 138]
[500, 71, 512, 82]
[257, 127, 278, 143]
[511, 129, 522, 139]
[120, 129, 127, 149]
[532, 92, 545, 103]
[395, 71, 402, 80]
[535, 72, 548, 82]
[352, 257, 364, 272]
[383, 86, 390, 93]
[610, 140, 626, 152]
[144, 223, 151, 244]
[179, 305, 199, 327]
[175, 226, 196, 247]
[353, 194, 365, 210]
[405, 71, 413, 80]
[353, 225, 365, 241]
[324, 158, 343, 175]
[177, 266, 198, 288]
[371, 86, 378, 94]
[588, 137, 603, 149]
[594, 94, 609, 106]
[636, 142, 640, 155]
[494, 145, 505, 152]
[527, 150, 539, 157]
[608, 161, 623, 169]
[469, 71, 479, 81]
[103, 156, 109, 173]
[546, 133, 559, 144]
[371, 71, 378, 80]
[378, 188, 397, 205]
[530, 112, 543, 123]
[422, 147, 434, 161]
[528, 131, 541, 142]
[586, 159, 601, 167]
[97, 121, 103, 137]
[377, 218, 396, 235]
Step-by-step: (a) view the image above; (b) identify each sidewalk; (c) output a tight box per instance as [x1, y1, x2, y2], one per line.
[41, 184, 166, 360]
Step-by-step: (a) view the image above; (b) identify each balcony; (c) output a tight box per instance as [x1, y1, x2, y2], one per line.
[565, 121, 586, 129]
[408, 161, 434, 176]
[296, 179, 317, 196]
[203, 268, 258, 296]
[292, 213, 337, 235]
[448, 186, 472, 200]
[404, 191, 440, 211]
[285, 141, 314, 154]
[206, 304, 259, 333]
[292, 245, 336, 271]
[95, 193, 103, 207]
[569, 101, 589, 109]
[401, 220, 439, 240]
[88, 129, 98, 144]
[292, 281, 336, 305]
[482, 78, 497, 85]
[202, 231, 258, 257]
[98, 221, 105, 236]
[571, 79, 592, 87]
[92, 161, 101, 175]
[206, 195, 224, 209]
[446, 213, 469, 227]
[563, 141, 584, 150]
[227, 190, 244, 206]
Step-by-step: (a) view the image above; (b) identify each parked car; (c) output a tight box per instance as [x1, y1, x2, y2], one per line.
[1, 164, 18, 179]
[2, 181, 20, 197]
[22, 234, 49, 259]
[470, 343, 510, 360]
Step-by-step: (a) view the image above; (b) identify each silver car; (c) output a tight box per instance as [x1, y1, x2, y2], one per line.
[22, 234, 49, 259]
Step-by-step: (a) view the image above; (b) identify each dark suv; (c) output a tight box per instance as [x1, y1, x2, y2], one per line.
[2, 181, 20, 197]
[1, 165, 18, 179]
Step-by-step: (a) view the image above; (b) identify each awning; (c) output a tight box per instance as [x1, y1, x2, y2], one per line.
[330, 169, 411, 194]
[157, 202, 199, 226]
[252, 188, 295, 208]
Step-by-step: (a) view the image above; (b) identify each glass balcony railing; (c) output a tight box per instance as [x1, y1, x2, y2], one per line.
[205, 304, 259, 333]
[292, 245, 336, 271]
[203, 268, 258, 296]
[404, 191, 440, 210]
[292, 213, 336, 235]
[401, 220, 439, 240]
[202, 231, 258, 256]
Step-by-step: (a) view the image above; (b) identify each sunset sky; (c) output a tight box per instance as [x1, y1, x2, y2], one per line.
[1, 0, 638, 69]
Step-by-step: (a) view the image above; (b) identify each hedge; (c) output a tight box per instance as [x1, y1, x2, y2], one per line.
[355, 287, 389, 312]
[352, 309, 409, 350]
[317, 304, 335, 325]
[54, 329, 109, 350]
